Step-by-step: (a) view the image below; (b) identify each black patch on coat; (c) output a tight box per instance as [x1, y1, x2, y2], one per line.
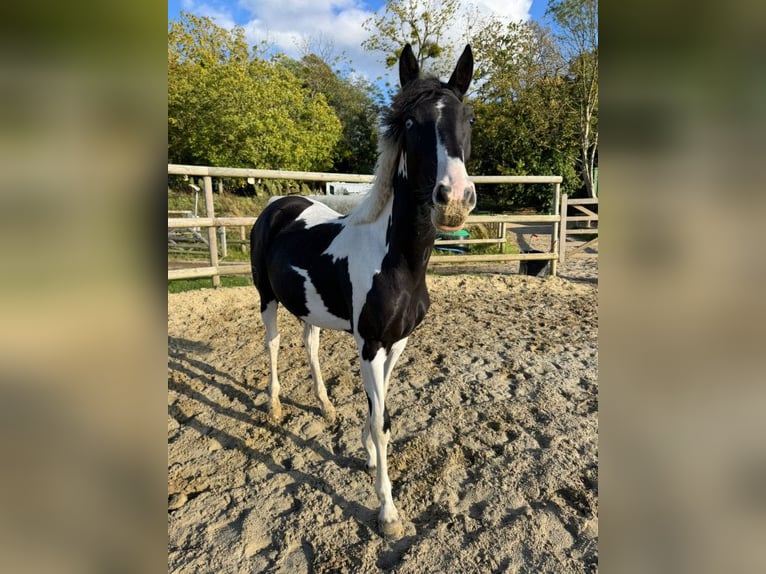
[361, 339, 383, 362]
[357, 200, 433, 358]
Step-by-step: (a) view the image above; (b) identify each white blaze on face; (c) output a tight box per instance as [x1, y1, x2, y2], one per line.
[433, 98, 475, 205]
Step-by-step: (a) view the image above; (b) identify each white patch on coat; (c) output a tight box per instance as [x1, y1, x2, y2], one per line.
[325, 197, 394, 330]
[345, 137, 398, 225]
[291, 266, 352, 331]
[295, 198, 343, 229]
[398, 151, 407, 178]
[434, 100, 450, 189]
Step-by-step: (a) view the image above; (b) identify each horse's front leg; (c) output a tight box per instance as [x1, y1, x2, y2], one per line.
[361, 337, 408, 472]
[359, 340, 404, 540]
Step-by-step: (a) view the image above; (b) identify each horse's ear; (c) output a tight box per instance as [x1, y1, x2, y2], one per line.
[448, 44, 474, 98]
[399, 44, 419, 88]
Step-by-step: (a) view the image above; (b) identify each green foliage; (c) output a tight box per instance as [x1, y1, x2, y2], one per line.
[546, 0, 599, 197]
[283, 54, 381, 174]
[470, 20, 583, 211]
[168, 13, 342, 171]
[168, 3, 598, 212]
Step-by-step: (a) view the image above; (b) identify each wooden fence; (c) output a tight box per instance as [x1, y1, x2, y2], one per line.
[168, 164, 597, 285]
[558, 195, 599, 265]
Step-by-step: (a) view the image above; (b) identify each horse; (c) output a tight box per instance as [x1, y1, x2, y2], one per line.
[250, 43, 475, 539]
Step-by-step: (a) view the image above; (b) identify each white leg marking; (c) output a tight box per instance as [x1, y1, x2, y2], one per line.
[303, 322, 336, 423]
[262, 301, 282, 421]
[360, 345, 403, 539]
[363, 338, 407, 473]
[383, 337, 408, 396]
[362, 415, 376, 472]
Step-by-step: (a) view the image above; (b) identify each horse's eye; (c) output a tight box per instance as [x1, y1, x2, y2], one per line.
[405, 118, 414, 130]
[469, 117, 475, 125]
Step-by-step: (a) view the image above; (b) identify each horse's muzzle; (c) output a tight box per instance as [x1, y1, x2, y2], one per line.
[432, 182, 476, 231]
[434, 183, 476, 208]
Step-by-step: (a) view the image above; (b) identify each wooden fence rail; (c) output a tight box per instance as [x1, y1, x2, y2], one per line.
[168, 164, 584, 284]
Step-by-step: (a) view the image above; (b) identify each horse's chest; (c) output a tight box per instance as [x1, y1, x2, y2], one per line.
[357, 273, 430, 346]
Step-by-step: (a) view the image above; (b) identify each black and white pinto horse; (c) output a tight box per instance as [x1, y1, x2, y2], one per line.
[250, 44, 475, 539]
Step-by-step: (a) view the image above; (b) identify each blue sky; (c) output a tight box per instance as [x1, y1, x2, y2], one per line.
[168, 0, 554, 85]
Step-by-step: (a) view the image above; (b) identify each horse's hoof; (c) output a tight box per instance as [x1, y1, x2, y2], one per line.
[322, 405, 336, 424]
[269, 403, 282, 422]
[380, 518, 404, 540]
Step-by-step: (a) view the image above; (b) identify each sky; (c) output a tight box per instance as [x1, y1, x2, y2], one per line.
[168, 0, 554, 86]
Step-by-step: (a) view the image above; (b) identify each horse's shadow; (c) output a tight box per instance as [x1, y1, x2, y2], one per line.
[168, 336, 461, 553]
[167, 336, 375, 532]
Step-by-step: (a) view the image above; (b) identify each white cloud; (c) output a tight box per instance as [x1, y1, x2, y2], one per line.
[179, 0, 533, 84]
[473, 0, 532, 22]
[238, 0, 371, 51]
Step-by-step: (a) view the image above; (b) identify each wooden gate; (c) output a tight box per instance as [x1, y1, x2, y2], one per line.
[558, 195, 598, 265]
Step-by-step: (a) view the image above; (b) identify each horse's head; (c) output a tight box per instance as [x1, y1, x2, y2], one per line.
[384, 44, 476, 232]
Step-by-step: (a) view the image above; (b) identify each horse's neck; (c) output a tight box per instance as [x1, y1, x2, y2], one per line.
[386, 173, 435, 276]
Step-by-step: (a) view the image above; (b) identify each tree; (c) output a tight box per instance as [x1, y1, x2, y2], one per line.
[470, 20, 581, 210]
[547, 0, 598, 198]
[282, 53, 381, 174]
[168, 13, 342, 171]
[362, 0, 461, 77]
[359, 0, 597, 209]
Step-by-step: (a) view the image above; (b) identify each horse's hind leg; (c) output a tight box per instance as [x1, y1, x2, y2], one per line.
[261, 300, 282, 421]
[303, 322, 336, 423]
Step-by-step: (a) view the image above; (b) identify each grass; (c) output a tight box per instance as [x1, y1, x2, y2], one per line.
[168, 188, 272, 216]
[168, 275, 253, 293]
[469, 240, 520, 256]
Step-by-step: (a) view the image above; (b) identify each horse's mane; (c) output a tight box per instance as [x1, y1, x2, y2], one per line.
[345, 78, 447, 225]
[343, 133, 399, 225]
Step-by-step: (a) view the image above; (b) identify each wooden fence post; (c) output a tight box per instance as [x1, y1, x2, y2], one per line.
[219, 226, 227, 258]
[203, 176, 220, 287]
[559, 194, 569, 267]
[550, 182, 561, 277]
[500, 222, 507, 252]
[240, 226, 247, 254]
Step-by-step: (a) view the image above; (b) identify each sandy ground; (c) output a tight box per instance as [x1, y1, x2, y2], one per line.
[168, 256, 598, 573]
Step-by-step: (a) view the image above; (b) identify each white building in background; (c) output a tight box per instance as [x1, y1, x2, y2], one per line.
[325, 182, 372, 195]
